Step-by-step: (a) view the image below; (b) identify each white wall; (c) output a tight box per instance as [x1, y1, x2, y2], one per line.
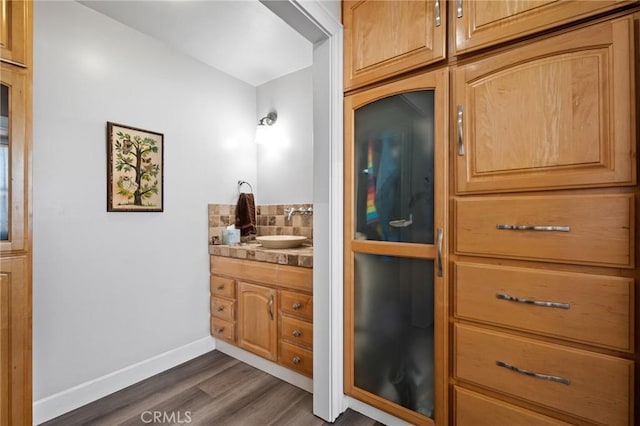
[318, 0, 341, 22]
[32, 0, 256, 413]
[256, 67, 313, 204]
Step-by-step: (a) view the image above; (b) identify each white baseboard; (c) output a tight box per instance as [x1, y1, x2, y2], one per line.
[33, 337, 216, 425]
[215, 340, 313, 393]
[345, 396, 413, 426]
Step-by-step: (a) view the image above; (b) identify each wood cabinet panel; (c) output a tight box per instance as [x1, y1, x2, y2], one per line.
[454, 17, 635, 193]
[343, 0, 445, 90]
[210, 317, 235, 344]
[278, 341, 313, 377]
[280, 315, 313, 348]
[211, 256, 312, 292]
[237, 282, 277, 361]
[0, 0, 30, 67]
[279, 289, 312, 321]
[0, 256, 30, 426]
[211, 297, 235, 322]
[210, 275, 235, 299]
[454, 262, 634, 351]
[454, 387, 571, 426]
[454, 0, 635, 54]
[454, 193, 634, 267]
[454, 324, 633, 425]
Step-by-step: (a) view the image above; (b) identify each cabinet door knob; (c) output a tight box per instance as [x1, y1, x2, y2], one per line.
[292, 356, 301, 365]
[292, 329, 302, 338]
[215, 327, 225, 334]
[292, 302, 302, 310]
[216, 306, 224, 312]
[216, 284, 224, 291]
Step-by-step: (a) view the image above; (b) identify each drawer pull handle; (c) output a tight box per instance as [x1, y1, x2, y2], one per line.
[216, 284, 225, 291]
[292, 329, 302, 338]
[456, 0, 463, 18]
[496, 224, 570, 232]
[216, 306, 224, 312]
[268, 295, 274, 321]
[436, 227, 444, 277]
[292, 302, 302, 310]
[496, 360, 570, 385]
[292, 356, 301, 365]
[434, 0, 441, 27]
[496, 293, 570, 310]
[215, 327, 225, 334]
[457, 105, 465, 156]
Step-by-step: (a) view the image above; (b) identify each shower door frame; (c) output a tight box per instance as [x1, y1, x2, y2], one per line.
[344, 68, 449, 426]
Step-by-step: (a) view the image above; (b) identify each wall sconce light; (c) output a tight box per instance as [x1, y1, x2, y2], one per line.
[255, 111, 277, 145]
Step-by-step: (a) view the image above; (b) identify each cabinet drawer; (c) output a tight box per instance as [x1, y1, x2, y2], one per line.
[455, 193, 633, 267]
[454, 387, 571, 426]
[454, 17, 635, 193]
[455, 324, 633, 426]
[210, 275, 235, 298]
[280, 315, 313, 348]
[211, 317, 235, 343]
[280, 290, 312, 321]
[211, 297, 235, 322]
[279, 341, 313, 377]
[454, 262, 634, 351]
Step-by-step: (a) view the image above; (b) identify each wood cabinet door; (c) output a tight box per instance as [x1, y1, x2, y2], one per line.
[0, 256, 30, 426]
[343, 0, 446, 91]
[453, 0, 635, 54]
[0, 0, 30, 66]
[237, 281, 277, 361]
[454, 16, 635, 194]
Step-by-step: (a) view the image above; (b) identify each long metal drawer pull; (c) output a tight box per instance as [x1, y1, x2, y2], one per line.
[496, 293, 570, 310]
[456, 0, 463, 18]
[496, 224, 570, 232]
[436, 227, 444, 277]
[435, 0, 441, 26]
[457, 106, 465, 156]
[268, 294, 274, 320]
[496, 360, 570, 385]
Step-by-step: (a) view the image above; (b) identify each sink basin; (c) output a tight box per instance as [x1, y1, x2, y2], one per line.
[256, 235, 307, 249]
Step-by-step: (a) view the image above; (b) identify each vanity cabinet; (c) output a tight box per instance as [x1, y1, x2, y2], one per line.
[210, 256, 313, 377]
[0, 1, 31, 425]
[453, 0, 635, 54]
[342, 0, 446, 91]
[454, 16, 635, 194]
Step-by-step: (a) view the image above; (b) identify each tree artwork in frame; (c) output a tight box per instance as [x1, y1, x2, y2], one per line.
[107, 122, 164, 212]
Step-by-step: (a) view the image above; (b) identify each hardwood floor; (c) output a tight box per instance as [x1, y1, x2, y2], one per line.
[42, 351, 382, 426]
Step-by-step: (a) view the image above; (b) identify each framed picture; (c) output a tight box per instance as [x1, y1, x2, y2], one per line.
[107, 122, 164, 212]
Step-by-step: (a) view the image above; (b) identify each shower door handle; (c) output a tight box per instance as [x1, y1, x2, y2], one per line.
[437, 227, 444, 277]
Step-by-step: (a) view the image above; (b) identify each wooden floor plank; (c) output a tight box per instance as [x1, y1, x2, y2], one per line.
[40, 350, 379, 426]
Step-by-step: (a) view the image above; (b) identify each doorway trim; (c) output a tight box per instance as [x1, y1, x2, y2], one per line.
[259, 0, 344, 421]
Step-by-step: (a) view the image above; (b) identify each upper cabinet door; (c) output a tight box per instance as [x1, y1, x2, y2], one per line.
[343, 0, 446, 91]
[453, 0, 636, 54]
[0, 0, 31, 67]
[453, 16, 635, 194]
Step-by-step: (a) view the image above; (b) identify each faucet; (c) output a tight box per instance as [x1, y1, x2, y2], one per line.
[285, 207, 313, 220]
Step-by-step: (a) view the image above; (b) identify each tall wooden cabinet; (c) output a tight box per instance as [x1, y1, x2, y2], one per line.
[344, 1, 639, 425]
[0, 1, 32, 425]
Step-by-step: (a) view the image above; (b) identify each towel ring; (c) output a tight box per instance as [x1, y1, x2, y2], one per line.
[237, 180, 253, 194]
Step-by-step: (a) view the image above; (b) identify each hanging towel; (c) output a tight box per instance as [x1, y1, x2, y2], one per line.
[235, 193, 257, 237]
[366, 139, 379, 226]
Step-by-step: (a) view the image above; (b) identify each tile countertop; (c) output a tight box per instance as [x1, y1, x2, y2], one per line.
[209, 243, 313, 268]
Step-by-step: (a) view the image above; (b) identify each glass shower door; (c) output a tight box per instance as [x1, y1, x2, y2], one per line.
[345, 70, 447, 425]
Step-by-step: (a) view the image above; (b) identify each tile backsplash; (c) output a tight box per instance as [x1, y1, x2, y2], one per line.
[208, 203, 313, 244]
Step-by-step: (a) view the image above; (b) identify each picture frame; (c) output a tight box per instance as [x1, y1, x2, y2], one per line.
[107, 122, 164, 212]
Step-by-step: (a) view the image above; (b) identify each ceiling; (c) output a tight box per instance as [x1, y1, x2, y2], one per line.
[79, 0, 313, 87]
